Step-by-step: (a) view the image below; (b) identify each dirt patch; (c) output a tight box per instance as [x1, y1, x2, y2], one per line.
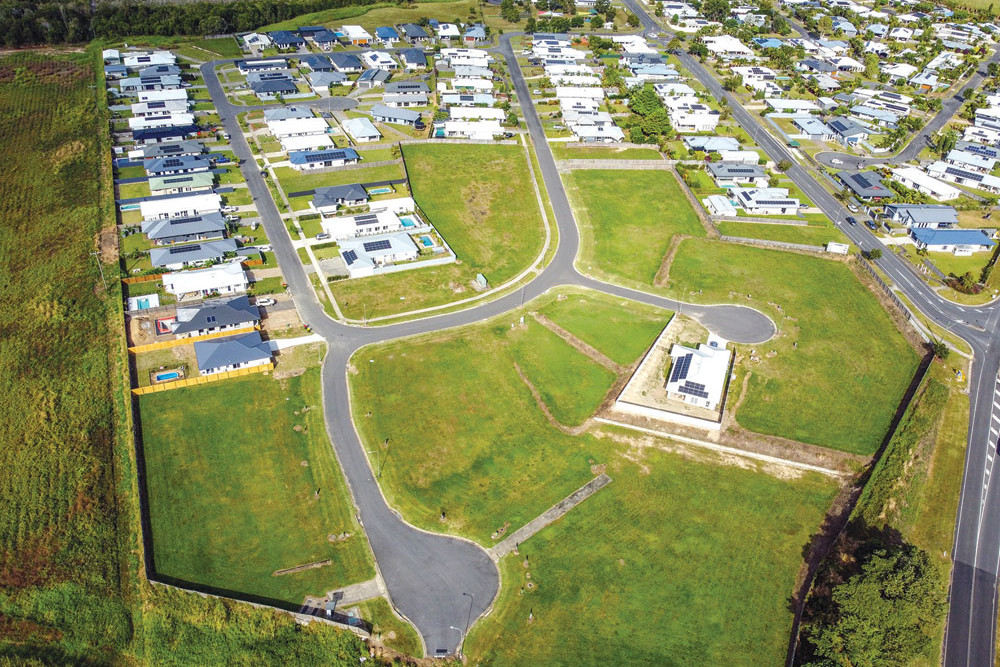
[532, 313, 621, 372]
[96, 227, 118, 264]
[654, 234, 689, 287]
[512, 361, 588, 435]
[273, 367, 307, 380]
[273, 559, 332, 577]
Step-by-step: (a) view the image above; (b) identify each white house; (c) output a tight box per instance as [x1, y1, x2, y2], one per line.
[341, 117, 382, 143]
[892, 166, 962, 201]
[730, 187, 800, 215]
[340, 233, 420, 278]
[267, 116, 328, 138]
[140, 193, 222, 221]
[664, 96, 721, 132]
[702, 35, 755, 59]
[361, 51, 398, 70]
[439, 120, 503, 141]
[162, 262, 248, 297]
[703, 194, 738, 217]
[665, 342, 732, 411]
[449, 106, 506, 121]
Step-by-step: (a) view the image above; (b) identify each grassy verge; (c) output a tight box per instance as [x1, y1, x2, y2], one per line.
[139, 368, 374, 605]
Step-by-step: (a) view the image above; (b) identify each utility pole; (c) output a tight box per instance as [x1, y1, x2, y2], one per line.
[90, 251, 108, 291]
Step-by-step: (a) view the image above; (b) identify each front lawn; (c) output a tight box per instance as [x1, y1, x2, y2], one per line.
[139, 370, 374, 605]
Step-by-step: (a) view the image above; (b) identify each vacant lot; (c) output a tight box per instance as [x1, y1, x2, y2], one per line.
[466, 440, 839, 666]
[716, 221, 845, 247]
[140, 370, 374, 604]
[273, 163, 405, 196]
[670, 240, 920, 454]
[329, 144, 546, 319]
[567, 170, 705, 284]
[350, 290, 670, 542]
[549, 145, 663, 160]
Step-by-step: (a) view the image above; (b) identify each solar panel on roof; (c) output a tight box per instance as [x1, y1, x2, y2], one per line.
[946, 165, 980, 180]
[169, 244, 203, 254]
[354, 214, 379, 226]
[679, 382, 709, 399]
[669, 354, 692, 383]
[163, 176, 192, 184]
[169, 216, 200, 225]
[363, 239, 392, 252]
[343, 249, 358, 264]
[163, 158, 182, 168]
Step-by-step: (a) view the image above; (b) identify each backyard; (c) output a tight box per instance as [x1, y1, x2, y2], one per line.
[139, 369, 375, 604]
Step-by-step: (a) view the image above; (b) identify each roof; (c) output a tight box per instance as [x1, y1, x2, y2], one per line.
[142, 211, 227, 241]
[145, 154, 210, 175]
[340, 232, 418, 268]
[828, 117, 867, 137]
[357, 68, 391, 83]
[300, 54, 333, 70]
[194, 331, 271, 372]
[313, 183, 369, 208]
[400, 23, 430, 39]
[838, 170, 894, 198]
[163, 262, 246, 295]
[398, 48, 428, 66]
[330, 53, 363, 69]
[142, 140, 205, 159]
[910, 228, 995, 247]
[342, 117, 381, 138]
[794, 117, 832, 135]
[172, 295, 260, 334]
[133, 125, 199, 142]
[375, 26, 399, 39]
[263, 106, 314, 121]
[251, 80, 297, 94]
[148, 171, 215, 191]
[683, 136, 741, 152]
[288, 147, 361, 165]
[268, 30, 305, 45]
[385, 81, 430, 94]
[707, 163, 766, 179]
[149, 239, 235, 267]
[887, 204, 959, 225]
[312, 29, 338, 43]
[308, 71, 348, 87]
[666, 343, 732, 406]
[371, 104, 421, 123]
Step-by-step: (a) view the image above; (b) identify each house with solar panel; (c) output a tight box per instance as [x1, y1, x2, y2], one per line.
[170, 295, 261, 338]
[707, 163, 769, 188]
[665, 343, 732, 411]
[148, 171, 215, 196]
[288, 147, 361, 171]
[339, 233, 420, 278]
[321, 198, 421, 240]
[194, 331, 272, 375]
[142, 211, 227, 246]
[162, 262, 248, 297]
[149, 239, 237, 270]
[729, 187, 801, 216]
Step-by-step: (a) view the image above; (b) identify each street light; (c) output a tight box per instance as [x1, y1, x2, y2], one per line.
[460, 591, 475, 657]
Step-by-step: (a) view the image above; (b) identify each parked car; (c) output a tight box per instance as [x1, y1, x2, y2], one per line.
[215, 156, 230, 164]
[865, 220, 877, 231]
[221, 205, 238, 212]
[255, 298, 276, 307]
[846, 202, 859, 213]
[831, 158, 843, 165]
[315, 232, 332, 241]
[846, 216, 858, 226]
[532, 89, 541, 95]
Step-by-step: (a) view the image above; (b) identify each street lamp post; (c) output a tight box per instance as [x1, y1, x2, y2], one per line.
[461, 592, 475, 657]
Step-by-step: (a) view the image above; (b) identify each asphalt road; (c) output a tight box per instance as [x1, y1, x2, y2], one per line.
[619, 3, 1000, 663]
[198, 48, 777, 656]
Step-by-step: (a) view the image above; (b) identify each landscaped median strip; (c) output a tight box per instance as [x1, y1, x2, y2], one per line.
[131, 361, 273, 395]
[487, 473, 613, 562]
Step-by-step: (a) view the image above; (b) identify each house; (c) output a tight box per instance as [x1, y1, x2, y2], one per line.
[454, 65, 494, 80]
[881, 62, 918, 84]
[832, 16, 858, 36]
[909, 228, 996, 255]
[851, 105, 899, 128]
[103, 48, 121, 63]
[308, 71, 349, 92]
[441, 93, 495, 106]
[128, 113, 197, 131]
[267, 116, 328, 138]
[571, 123, 626, 143]
[136, 88, 188, 103]
[894, 166, 962, 201]
[131, 99, 189, 118]
[288, 147, 361, 171]
[684, 136, 741, 152]
[163, 262, 248, 297]
[300, 54, 334, 72]
[104, 64, 128, 79]
[888, 26, 914, 41]
[123, 52, 176, 69]
[438, 120, 503, 141]
[730, 187, 800, 215]
[449, 106, 505, 121]
[463, 25, 488, 45]
[910, 71, 940, 92]
[171, 295, 260, 338]
[340, 25, 372, 46]
[718, 150, 761, 165]
[250, 78, 297, 99]
[965, 125, 1000, 146]
[263, 106, 313, 122]
[139, 193, 222, 221]
[664, 97, 721, 133]
[268, 31, 305, 49]
[356, 68, 391, 89]
[340, 233, 420, 277]
[119, 75, 182, 93]
[361, 51, 398, 70]
[957, 141, 1000, 160]
[142, 212, 227, 245]
[375, 26, 400, 45]
[945, 149, 996, 174]
[371, 104, 421, 126]
[800, 58, 836, 74]
[926, 162, 1000, 195]
[149, 238, 237, 270]
[385, 81, 430, 97]
[837, 170, 894, 201]
[452, 77, 493, 92]
[654, 82, 697, 98]
[832, 56, 864, 73]
[437, 23, 461, 40]
[242, 32, 273, 50]
[926, 51, 965, 72]
[141, 140, 205, 160]
[342, 117, 382, 143]
[148, 171, 215, 195]
[322, 207, 414, 240]
[793, 117, 834, 141]
[237, 58, 287, 74]
[311, 183, 369, 214]
[138, 64, 181, 79]
[764, 98, 820, 113]
[311, 30, 338, 50]
[194, 331, 272, 375]
[707, 163, 768, 188]
[398, 48, 428, 71]
[702, 35, 755, 59]
[145, 155, 211, 177]
[297, 26, 326, 38]
[703, 194, 738, 217]
[885, 204, 959, 229]
[665, 343, 732, 411]
[330, 53, 364, 73]
[828, 118, 868, 146]
[132, 125, 199, 146]
[384, 94, 428, 108]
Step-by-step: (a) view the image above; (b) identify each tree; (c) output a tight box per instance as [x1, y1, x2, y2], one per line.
[500, 0, 520, 23]
[702, 0, 730, 22]
[776, 159, 791, 172]
[936, 129, 958, 156]
[989, 61, 1000, 79]
[525, 16, 537, 33]
[806, 545, 947, 667]
[722, 74, 743, 91]
[655, 2, 665, 17]
[931, 340, 950, 360]
[772, 16, 791, 35]
[667, 37, 682, 52]
[817, 15, 834, 35]
[866, 248, 883, 260]
[626, 12, 641, 27]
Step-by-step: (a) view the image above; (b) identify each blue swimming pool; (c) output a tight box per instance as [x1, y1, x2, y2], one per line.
[400, 216, 417, 228]
[156, 371, 180, 382]
[420, 235, 433, 247]
[137, 297, 151, 309]
[367, 186, 392, 195]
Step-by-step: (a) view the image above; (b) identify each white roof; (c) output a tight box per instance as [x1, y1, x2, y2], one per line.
[443, 120, 503, 140]
[341, 25, 372, 39]
[267, 117, 328, 137]
[140, 193, 221, 220]
[280, 134, 335, 152]
[703, 194, 737, 216]
[703, 35, 754, 56]
[342, 117, 382, 140]
[764, 97, 819, 112]
[449, 106, 506, 121]
[437, 23, 461, 37]
[666, 343, 732, 407]
[163, 263, 247, 296]
[128, 113, 195, 130]
[573, 125, 626, 141]
[137, 89, 188, 102]
[893, 167, 962, 200]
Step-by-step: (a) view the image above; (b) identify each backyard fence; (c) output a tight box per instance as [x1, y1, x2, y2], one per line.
[856, 258, 912, 321]
[128, 326, 259, 354]
[123, 273, 163, 285]
[131, 362, 273, 395]
[720, 235, 827, 254]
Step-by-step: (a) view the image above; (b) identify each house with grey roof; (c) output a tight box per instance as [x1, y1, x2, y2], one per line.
[330, 53, 363, 73]
[828, 117, 868, 146]
[263, 106, 314, 122]
[706, 163, 768, 188]
[398, 23, 431, 43]
[146, 154, 210, 176]
[171, 295, 261, 338]
[884, 204, 959, 229]
[142, 211, 227, 245]
[385, 81, 431, 96]
[149, 239, 237, 270]
[340, 233, 419, 278]
[308, 71, 349, 92]
[370, 104, 421, 126]
[312, 183, 369, 214]
[142, 140, 205, 160]
[398, 48, 428, 70]
[793, 117, 834, 141]
[384, 94, 428, 108]
[837, 170, 895, 201]
[683, 136, 741, 152]
[194, 331, 272, 375]
[357, 68, 391, 90]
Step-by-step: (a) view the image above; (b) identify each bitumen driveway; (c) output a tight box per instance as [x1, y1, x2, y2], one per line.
[617, 3, 1000, 663]
[197, 39, 780, 656]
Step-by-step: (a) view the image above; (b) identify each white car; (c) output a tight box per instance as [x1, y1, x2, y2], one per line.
[831, 158, 844, 165]
[255, 298, 276, 307]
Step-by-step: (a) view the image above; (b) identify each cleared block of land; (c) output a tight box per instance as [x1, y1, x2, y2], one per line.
[550, 145, 663, 160]
[349, 290, 670, 543]
[329, 144, 546, 319]
[716, 221, 844, 247]
[464, 435, 839, 666]
[139, 369, 374, 604]
[567, 169, 705, 284]
[669, 240, 920, 455]
[273, 163, 405, 195]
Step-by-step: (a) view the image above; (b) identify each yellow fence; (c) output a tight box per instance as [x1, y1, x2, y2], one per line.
[128, 326, 259, 353]
[131, 362, 274, 395]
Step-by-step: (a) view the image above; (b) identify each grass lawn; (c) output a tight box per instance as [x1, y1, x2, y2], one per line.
[139, 370, 374, 604]
[349, 597, 421, 656]
[118, 181, 150, 199]
[925, 250, 990, 279]
[549, 145, 663, 160]
[669, 240, 920, 455]
[250, 276, 286, 295]
[117, 165, 146, 179]
[716, 221, 847, 247]
[223, 190, 252, 207]
[300, 217, 324, 238]
[261, 0, 486, 32]
[349, 289, 670, 543]
[195, 37, 243, 58]
[465, 441, 839, 666]
[274, 163, 405, 195]
[567, 170, 705, 284]
[328, 144, 546, 320]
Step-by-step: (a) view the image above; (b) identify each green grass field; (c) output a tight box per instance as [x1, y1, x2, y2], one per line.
[549, 145, 663, 160]
[568, 170, 705, 284]
[716, 221, 846, 247]
[349, 289, 671, 543]
[139, 370, 374, 604]
[669, 240, 920, 454]
[274, 163, 405, 195]
[328, 144, 546, 319]
[465, 441, 839, 666]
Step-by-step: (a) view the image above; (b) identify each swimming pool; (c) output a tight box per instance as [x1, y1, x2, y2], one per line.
[156, 371, 180, 382]
[137, 297, 151, 309]
[400, 215, 417, 228]
[420, 235, 433, 247]
[367, 186, 393, 195]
